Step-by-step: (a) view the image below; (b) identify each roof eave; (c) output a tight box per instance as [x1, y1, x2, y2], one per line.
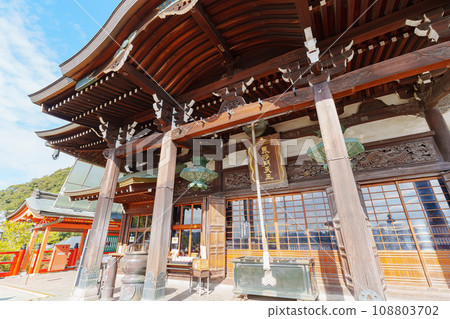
[59, 0, 147, 79]
[35, 123, 84, 138]
[28, 76, 76, 105]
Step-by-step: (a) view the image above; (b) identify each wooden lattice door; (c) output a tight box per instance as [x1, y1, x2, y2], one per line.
[206, 196, 226, 278]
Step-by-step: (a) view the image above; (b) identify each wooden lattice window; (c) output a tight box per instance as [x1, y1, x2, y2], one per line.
[248, 197, 278, 250]
[127, 214, 152, 250]
[276, 194, 309, 251]
[362, 177, 450, 251]
[171, 204, 202, 257]
[225, 200, 250, 250]
[302, 191, 336, 250]
[226, 191, 337, 251]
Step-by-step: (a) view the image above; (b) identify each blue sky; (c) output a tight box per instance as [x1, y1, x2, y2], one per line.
[0, 0, 120, 189]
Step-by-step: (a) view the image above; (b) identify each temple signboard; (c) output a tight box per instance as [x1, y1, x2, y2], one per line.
[247, 133, 288, 191]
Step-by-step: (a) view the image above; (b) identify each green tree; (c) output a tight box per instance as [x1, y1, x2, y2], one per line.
[0, 220, 66, 252]
[0, 220, 76, 271]
[0, 220, 35, 252]
[0, 167, 71, 212]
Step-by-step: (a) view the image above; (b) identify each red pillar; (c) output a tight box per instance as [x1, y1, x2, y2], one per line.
[33, 227, 51, 274]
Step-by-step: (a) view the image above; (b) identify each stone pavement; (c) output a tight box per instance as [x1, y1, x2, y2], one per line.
[0, 270, 86, 301]
[0, 282, 51, 301]
[0, 270, 449, 301]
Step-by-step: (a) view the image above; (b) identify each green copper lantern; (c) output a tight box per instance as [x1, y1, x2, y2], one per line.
[307, 127, 364, 170]
[243, 120, 268, 138]
[180, 156, 218, 190]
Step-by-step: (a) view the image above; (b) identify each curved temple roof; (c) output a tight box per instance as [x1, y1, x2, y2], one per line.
[30, 0, 450, 167]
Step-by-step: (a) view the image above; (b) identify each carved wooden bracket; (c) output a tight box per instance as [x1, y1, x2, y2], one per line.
[103, 148, 118, 160]
[174, 100, 195, 127]
[118, 121, 139, 145]
[104, 31, 137, 74]
[415, 69, 448, 103]
[279, 28, 354, 88]
[212, 77, 254, 114]
[152, 94, 173, 132]
[98, 117, 119, 148]
[157, 0, 198, 19]
[406, 7, 450, 43]
[396, 67, 449, 103]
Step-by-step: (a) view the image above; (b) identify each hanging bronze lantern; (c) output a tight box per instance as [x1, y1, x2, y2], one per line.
[307, 127, 364, 170]
[243, 120, 268, 138]
[180, 156, 218, 190]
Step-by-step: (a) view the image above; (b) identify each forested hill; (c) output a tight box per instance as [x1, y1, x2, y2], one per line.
[0, 167, 71, 212]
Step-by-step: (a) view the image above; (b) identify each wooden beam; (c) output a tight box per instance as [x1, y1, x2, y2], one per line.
[320, 1, 330, 39]
[294, 0, 315, 33]
[116, 132, 163, 158]
[179, 47, 307, 102]
[121, 41, 450, 154]
[334, 0, 343, 34]
[347, 0, 355, 27]
[190, 3, 233, 62]
[78, 230, 87, 261]
[119, 63, 178, 107]
[172, 41, 450, 143]
[320, 0, 449, 50]
[359, 0, 370, 25]
[221, 100, 423, 157]
[179, 0, 449, 103]
[125, 108, 155, 124]
[21, 229, 38, 272]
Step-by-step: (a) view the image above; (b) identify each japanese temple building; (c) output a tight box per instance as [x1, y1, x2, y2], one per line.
[6, 162, 123, 274]
[29, 0, 450, 301]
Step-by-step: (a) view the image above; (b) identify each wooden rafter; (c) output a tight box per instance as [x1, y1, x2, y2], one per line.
[359, 0, 370, 25]
[190, 2, 234, 63]
[38, 0, 449, 128]
[180, 0, 449, 103]
[174, 41, 450, 142]
[294, 0, 315, 34]
[117, 41, 450, 155]
[119, 62, 178, 108]
[320, 0, 449, 50]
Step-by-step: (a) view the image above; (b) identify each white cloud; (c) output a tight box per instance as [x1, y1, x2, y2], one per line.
[70, 22, 87, 42]
[0, 0, 76, 189]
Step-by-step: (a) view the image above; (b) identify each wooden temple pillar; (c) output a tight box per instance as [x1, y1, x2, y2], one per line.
[72, 147, 121, 300]
[142, 132, 177, 300]
[443, 171, 450, 192]
[77, 230, 87, 261]
[314, 81, 386, 300]
[425, 107, 450, 162]
[33, 227, 51, 274]
[422, 69, 450, 161]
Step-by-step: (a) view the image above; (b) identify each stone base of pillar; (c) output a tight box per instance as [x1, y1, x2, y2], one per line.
[71, 287, 100, 301]
[141, 272, 167, 301]
[70, 266, 101, 301]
